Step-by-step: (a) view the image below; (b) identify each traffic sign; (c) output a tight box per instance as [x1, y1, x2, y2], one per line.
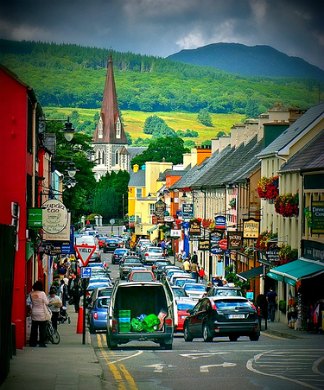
[74, 244, 96, 266]
[81, 267, 92, 278]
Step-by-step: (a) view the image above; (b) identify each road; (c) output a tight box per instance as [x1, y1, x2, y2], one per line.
[91, 251, 324, 390]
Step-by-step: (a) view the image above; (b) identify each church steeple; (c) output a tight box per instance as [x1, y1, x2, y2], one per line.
[93, 56, 127, 144]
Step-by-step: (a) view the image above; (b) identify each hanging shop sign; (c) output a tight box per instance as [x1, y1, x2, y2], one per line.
[215, 215, 226, 229]
[266, 245, 280, 263]
[28, 208, 43, 228]
[243, 219, 260, 238]
[43, 213, 71, 241]
[155, 199, 166, 223]
[170, 229, 182, 238]
[198, 239, 209, 251]
[228, 231, 243, 250]
[182, 203, 194, 219]
[42, 199, 68, 234]
[189, 220, 201, 236]
[218, 239, 228, 251]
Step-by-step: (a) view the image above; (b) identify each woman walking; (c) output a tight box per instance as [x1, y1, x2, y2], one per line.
[28, 280, 49, 347]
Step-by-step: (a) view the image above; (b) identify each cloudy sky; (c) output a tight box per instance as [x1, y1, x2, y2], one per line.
[1, 0, 323, 69]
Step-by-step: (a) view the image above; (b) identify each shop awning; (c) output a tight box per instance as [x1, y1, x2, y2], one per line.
[237, 266, 264, 281]
[267, 258, 324, 286]
[147, 225, 158, 234]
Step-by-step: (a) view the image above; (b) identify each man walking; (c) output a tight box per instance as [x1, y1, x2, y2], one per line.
[266, 287, 277, 322]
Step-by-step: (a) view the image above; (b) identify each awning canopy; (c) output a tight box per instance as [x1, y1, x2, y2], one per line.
[147, 225, 158, 234]
[267, 258, 324, 286]
[237, 266, 264, 281]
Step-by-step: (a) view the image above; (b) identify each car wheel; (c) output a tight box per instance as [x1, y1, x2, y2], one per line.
[229, 335, 238, 342]
[183, 323, 193, 342]
[106, 331, 118, 349]
[203, 323, 213, 342]
[249, 332, 260, 341]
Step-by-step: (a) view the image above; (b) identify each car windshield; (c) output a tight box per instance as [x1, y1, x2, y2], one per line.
[146, 247, 163, 253]
[177, 302, 196, 311]
[214, 289, 242, 296]
[124, 258, 142, 265]
[172, 288, 187, 297]
[176, 279, 196, 287]
[115, 249, 127, 254]
[184, 284, 206, 291]
[131, 273, 154, 281]
[98, 288, 113, 297]
[213, 299, 252, 309]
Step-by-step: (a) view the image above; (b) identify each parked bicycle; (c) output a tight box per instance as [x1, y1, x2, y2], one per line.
[46, 320, 60, 344]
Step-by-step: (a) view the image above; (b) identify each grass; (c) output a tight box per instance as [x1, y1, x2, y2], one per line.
[45, 107, 246, 144]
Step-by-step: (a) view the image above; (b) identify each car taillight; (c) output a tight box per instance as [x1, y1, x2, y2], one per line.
[93, 313, 98, 320]
[165, 318, 173, 327]
[145, 253, 149, 256]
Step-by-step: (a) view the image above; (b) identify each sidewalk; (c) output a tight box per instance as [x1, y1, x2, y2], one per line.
[261, 318, 323, 339]
[2, 310, 103, 390]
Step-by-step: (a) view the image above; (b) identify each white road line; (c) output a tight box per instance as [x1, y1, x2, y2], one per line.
[200, 362, 236, 373]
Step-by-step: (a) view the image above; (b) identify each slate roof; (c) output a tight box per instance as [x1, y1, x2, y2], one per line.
[170, 145, 232, 190]
[279, 129, 324, 173]
[192, 136, 259, 189]
[129, 169, 145, 187]
[257, 102, 324, 158]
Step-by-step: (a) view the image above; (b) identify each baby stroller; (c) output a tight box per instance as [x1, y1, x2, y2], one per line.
[58, 306, 71, 324]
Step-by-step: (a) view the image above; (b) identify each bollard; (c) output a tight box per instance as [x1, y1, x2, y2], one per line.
[76, 307, 84, 334]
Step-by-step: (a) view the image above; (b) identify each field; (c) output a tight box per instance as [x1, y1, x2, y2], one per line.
[45, 107, 246, 145]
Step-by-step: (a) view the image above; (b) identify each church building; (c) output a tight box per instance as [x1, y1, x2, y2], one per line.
[92, 56, 130, 180]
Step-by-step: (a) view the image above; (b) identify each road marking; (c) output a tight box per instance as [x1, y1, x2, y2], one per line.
[180, 352, 229, 359]
[200, 362, 236, 372]
[97, 334, 138, 390]
[145, 364, 164, 373]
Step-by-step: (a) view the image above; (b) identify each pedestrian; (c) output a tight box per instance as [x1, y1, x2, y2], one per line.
[59, 278, 70, 320]
[198, 267, 206, 283]
[48, 286, 62, 330]
[190, 261, 199, 282]
[191, 251, 198, 264]
[71, 275, 82, 313]
[266, 287, 277, 322]
[28, 280, 49, 347]
[182, 258, 191, 273]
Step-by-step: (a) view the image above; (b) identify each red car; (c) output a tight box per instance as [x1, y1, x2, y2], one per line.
[175, 299, 196, 332]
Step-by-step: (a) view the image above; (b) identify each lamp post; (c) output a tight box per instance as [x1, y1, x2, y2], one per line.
[39, 116, 75, 142]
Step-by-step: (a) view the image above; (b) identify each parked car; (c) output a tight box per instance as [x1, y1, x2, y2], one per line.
[175, 299, 196, 332]
[127, 269, 156, 282]
[106, 280, 175, 349]
[206, 286, 243, 297]
[182, 283, 207, 300]
[171, 286, 188, 299]
[183, 296, 260, 342]
[75, 235, 101, 263]
[112, 248, 130, 264]
[141, 246, 165, 264]
[151, 259, 172, 280]
[87, 286, 113, 309]
[88, 296, 110, 333]
[103, 238, 121, 253]
[119, 256, 145, 279]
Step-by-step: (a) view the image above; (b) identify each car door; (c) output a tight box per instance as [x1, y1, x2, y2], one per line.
[189, 299, 207, 337]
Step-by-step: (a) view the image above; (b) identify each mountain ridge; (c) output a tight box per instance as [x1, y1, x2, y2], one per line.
[167, 42, 324, 80]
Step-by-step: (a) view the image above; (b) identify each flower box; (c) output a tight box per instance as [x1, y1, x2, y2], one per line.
[275, 193, 299, 217]
[257, 176, 279, 200]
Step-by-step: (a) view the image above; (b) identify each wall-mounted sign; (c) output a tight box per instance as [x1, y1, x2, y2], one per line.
[215, 215, 226, 229]
[28, 208, 43, 228]
[228, 231, 243, 250]
[243, 219, 260, 238]
[170, 229, 182, 238]
[311, 201, 324, 234]
[210, 230, 224, 243]
[42, 199, 68, 234]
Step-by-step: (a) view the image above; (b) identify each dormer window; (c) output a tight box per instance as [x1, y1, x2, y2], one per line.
[98, 116, 103, 138]
[116, 117, 121, 139]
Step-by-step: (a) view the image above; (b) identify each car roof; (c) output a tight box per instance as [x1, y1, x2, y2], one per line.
[210, 296, 248, 301]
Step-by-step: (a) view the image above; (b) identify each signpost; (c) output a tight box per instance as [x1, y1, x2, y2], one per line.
[75, 244, 96, 344]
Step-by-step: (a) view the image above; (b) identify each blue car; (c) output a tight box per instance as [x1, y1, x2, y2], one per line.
[88, 296, 110, 333]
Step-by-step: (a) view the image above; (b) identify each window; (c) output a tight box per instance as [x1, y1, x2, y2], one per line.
[116, 117, 121, 139]
[115, 151, 119, 165]
[136, 188, 142, 198]
[98, 116, 103, 138]
[149, 203, 155, 215]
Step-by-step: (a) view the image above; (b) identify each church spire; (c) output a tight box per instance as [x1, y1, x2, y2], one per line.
[93, 55, 127, 144]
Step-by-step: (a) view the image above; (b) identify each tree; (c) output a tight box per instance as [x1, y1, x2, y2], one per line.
[46, 121, 96, 224]
[197, 108, 213, 127]
[131, 136, 189, 167]
[143, 115, 177, 137]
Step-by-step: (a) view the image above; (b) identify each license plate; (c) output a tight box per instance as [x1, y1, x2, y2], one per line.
[229, 314, 245, 319]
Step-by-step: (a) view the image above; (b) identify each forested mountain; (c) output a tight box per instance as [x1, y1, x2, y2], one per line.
[167, 43, 324, 80]
[0, 39, 321, 116]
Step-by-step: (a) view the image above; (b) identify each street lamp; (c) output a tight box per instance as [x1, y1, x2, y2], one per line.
[39, 116, 75, 142]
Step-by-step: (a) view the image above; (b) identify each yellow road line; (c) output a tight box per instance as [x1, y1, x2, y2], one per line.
[97, 334, 138, 390]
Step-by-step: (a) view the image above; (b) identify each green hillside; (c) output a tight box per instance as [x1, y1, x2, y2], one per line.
[45, 107, 244, 145]
[0, 39, 320, 119]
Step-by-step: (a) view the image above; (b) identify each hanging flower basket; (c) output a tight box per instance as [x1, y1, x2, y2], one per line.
[202, 218, 213, 229]
[274, 193, 299, 217]
[255, 231, 278, 252]
[257, 176, 279, 200]
[278, 245, 298, 264]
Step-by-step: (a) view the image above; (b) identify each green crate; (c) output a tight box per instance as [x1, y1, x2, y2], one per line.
[119, 310, 131, 318]
[119, 322, 131, 333]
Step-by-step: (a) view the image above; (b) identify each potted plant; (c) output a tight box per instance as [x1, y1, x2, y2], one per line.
[278, 245, 298, 264]
[257, 176, 279, 201]
[275, 193, 299, 217]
